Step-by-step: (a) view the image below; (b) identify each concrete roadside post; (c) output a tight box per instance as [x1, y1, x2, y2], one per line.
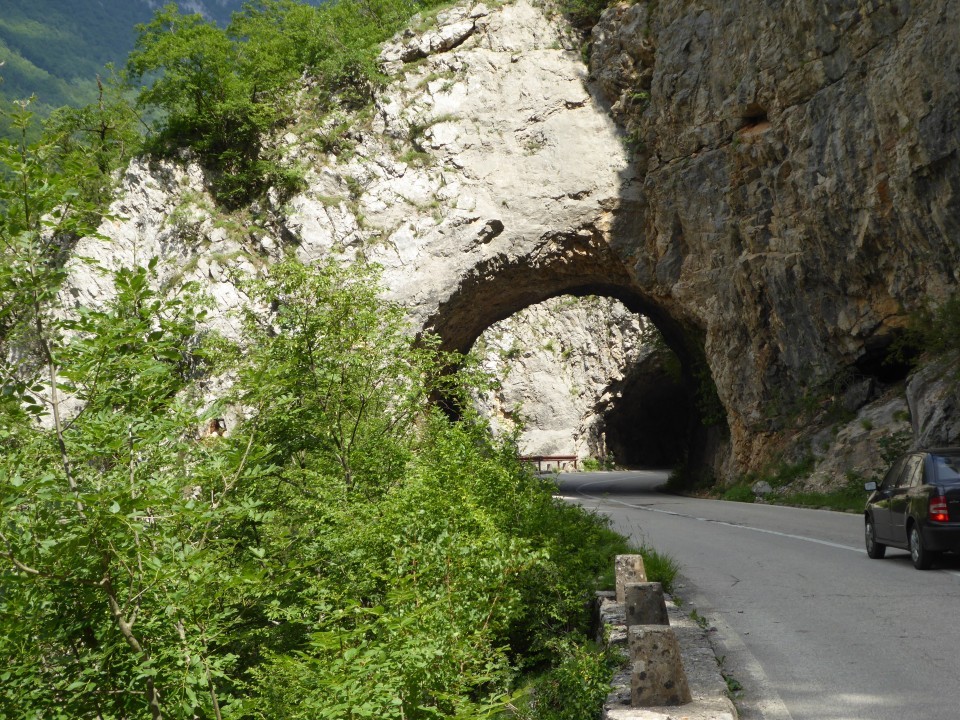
[628, 625, 693, 707]
[616, 558, 692, 709]
[615, 554, 647, 602]
[598, 553, 738, 719]
[623, 582, 669, 626]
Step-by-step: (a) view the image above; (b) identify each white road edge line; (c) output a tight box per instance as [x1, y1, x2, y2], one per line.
[568, 480, 960, 579]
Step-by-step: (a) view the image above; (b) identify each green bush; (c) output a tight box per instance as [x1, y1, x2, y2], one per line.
[582, 456, 602, 471]
[126, 0, 457, 206]
[560, 0, 614, 29]
[722, 484, 756, 503]
[894, 293, 960, 369]
[0, 248, 631, 718]
[515, 637, 615, 720]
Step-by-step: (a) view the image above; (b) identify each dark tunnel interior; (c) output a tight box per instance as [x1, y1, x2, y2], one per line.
[601, 351, 692, 468]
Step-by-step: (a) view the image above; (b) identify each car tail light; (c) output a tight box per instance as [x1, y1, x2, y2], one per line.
[929, 496, 950, 523]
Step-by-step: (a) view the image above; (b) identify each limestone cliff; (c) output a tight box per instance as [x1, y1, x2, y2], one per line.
[60, 0, 960, 486]
[589, 0, 960, 477]
[471, 295, 646, 462]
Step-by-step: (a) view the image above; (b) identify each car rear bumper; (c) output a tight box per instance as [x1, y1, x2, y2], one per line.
[922, 523, 960, 552]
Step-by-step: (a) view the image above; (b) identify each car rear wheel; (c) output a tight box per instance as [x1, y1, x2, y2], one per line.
[865, 517, 886, 559]
[909, 524, 936, 570]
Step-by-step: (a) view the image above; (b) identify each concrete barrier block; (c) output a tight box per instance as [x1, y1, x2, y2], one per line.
[615, 554, 647, 602]
[624, 582, 669, 626]
[628, 625, 692, 707]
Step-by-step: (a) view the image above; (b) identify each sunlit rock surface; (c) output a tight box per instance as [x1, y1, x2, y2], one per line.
[471, 296, 646, 462]
[61, 0, 960, 484]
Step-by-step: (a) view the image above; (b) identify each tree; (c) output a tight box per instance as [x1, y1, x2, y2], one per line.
[42, 72, 143, 213]
[0, 239, 271, 719]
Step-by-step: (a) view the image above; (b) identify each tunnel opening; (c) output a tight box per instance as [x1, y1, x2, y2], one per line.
[422, 234, 729, 486]
[854, 332, 916, 385]
[466, 294, 703, 472]
[601, 349, 691, 468]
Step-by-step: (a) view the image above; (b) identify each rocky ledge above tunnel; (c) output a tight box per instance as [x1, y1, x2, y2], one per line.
[57, 0, 960, 488]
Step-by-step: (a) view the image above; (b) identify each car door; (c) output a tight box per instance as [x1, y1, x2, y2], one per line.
[872, 456, 906, 542]
[889, 454, 923, 545]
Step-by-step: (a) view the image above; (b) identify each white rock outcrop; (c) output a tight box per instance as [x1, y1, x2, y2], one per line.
[472, 296, 647, 461]
[65, 0, 633, 344]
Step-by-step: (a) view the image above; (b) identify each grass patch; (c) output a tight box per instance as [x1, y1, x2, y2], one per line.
[512, 637, 619, 720]
[639, 544, 680, 595]
[721, 485, 755, 503]
[591, 535, 679, 597]
[769, 476, 867, 513]
[714, 454, 872, 512]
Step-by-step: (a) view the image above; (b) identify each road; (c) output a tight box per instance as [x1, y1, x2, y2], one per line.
[555, 470, 960, 720]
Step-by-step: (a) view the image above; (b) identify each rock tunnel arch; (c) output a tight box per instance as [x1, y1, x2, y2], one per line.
[420, 233, 729, 481]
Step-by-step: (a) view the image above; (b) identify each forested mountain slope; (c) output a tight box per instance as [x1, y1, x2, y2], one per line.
[0, 0, 318, 125]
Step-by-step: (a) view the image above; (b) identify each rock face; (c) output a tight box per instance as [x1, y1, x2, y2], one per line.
[65, 0, 643, 457]
[62, 0, 960, 483]
[471, 295, 646, 462]
[589, 0, 960, 473]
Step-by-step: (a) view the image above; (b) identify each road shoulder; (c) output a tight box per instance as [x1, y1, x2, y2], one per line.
[597, 591, 738, 720]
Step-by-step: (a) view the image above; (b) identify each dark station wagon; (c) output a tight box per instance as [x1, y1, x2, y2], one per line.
[864, 448, 960, 570]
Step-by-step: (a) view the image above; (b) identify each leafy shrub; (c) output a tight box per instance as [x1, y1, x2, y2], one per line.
[899, 293, 960, 364]
[126, 0, 456, 206]
[582, 456, 602, 471]
[560, 0, 614, 30]
[514, 637, 615, 720]
[878, 430, 911, 464]
[0, 249, 630, 718]
[722, 484, 756, 503]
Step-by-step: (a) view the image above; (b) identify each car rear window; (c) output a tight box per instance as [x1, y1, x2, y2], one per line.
[931, 454, 960, 483]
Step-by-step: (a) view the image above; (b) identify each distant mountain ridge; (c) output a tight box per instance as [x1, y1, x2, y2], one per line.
[0, 1, 314, 124]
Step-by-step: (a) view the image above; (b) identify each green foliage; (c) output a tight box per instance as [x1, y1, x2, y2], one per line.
[40, 75, 142, 213]
[559, 0, 614, 30]
[766, 474, 867, 513]
[127, 4, 284, 207]
[891, 293, 960, 375]
[735, 455, 814, 492]
[586, 455, 616, 471]
[514, 638, 615, 720]
[581, 457, 602, 472]
[126, 0, 455, 206]
[878, 430, 911, 465]
[1, 235, 627, 717]
[0, 100, 102, 353]
[688, 608, 709, 629]
[637, 544, 680, 595]
[721, 485, 755, 503]
[718, 455, 817, 507]
[0, 259, 251, 718]
[723, 458, 871, 513]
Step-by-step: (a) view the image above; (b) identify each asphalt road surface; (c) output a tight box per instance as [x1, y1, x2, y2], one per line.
[555, 470, 960, 720]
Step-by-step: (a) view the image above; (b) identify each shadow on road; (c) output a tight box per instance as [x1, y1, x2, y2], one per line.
[547, 469, 671, 498]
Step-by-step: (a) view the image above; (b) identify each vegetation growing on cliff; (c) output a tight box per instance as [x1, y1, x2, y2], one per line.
[0, 131, 640, 716]
[892, 293, 960, 378]
[126, 0, 458, 206]
[0, 254, 634, 718]
[3, 0, 464, 207]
